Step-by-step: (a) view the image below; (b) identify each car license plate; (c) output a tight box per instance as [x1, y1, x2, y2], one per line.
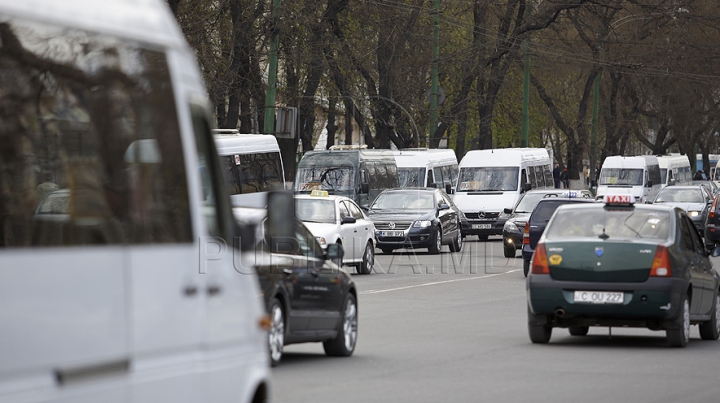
[471, 224, 492, 229]
[573, 291, 624, 304]
[380, 231, 404, 237]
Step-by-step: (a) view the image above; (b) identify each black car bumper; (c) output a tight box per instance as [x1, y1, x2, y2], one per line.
[527, 274, 688, 329]
[375, 226, 437, 249]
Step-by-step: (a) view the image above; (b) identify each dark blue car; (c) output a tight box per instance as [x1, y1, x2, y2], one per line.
[521, 196, 596, 276]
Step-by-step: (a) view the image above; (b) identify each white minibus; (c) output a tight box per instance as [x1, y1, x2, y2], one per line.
[394, 148, 458, 193]
[0, 1, 272, 402]
[657, 155, 692, 188]
[214, 130, 286, 208]
[596, 155, 662, 202]
[454, 148, 553, 239]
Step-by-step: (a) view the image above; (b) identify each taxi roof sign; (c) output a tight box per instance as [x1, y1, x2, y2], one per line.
[310, 190, 329, 197]
[561, 191, 579, 198]
[603, 194, 634, 205]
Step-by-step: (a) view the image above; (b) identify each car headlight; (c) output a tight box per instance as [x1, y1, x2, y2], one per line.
[315, 236, 327, 246]
[413, 220, 432, 228]
[504, 221, 518, 232]
[689, 211, 700, 217]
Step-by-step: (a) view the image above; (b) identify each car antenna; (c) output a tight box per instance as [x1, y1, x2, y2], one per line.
[598, 226, 609, 240]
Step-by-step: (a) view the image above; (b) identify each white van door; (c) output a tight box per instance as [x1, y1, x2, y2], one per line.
[0, 249, 127, 398]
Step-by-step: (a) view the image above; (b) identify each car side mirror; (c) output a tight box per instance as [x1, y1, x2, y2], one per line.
[360, 183, 369, 194]
[668, 179, 675, 186]
[445, 184, 453, 194]
[711, 246, 720, 258]
[523, 183, 532, 192]
[361, 204, 369, 211]
[341, 216, 356, 224]
[646, 180, 653, 188]
[439, 203, 450, 210]
[326, 243, 344, 262]
[504, 207, 513, 214]
[644, 200, 653, 204]
[427, 181, 436, 189]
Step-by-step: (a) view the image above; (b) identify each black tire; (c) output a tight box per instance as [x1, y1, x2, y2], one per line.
[268, 298, 285, 367]
[381, 248, 394, 254]
[357, 242, 374, 275]
[323, 294, 358, 357]
[428, 228, 442, 254]
[503, 243, 516, 258]
[523, 259, 530, 277]
[569, 326, 589, 336]
[699, 293, 720, 340]
[529, 323, 552, 344]
[667, 296, 690, 347]
[449, 230, 462, 252]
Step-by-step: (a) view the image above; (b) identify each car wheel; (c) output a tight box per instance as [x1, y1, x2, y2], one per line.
[528, 322, 552, 344]
[381, 248, 394, 254]
[323, 294, 358, 357]
[449, 230, 462, 252]
[568, 326, 589, 336]
[667, 296, 690, 347]
[699, 293, 720, 340]
[523, 259, 530, 277]
[428, 228, 441, 254]
[503, 243, 516, 258]
[268, 298, 285, 367]
[357, 242, 374, 275]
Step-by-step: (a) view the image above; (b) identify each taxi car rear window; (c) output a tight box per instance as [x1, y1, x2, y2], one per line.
[545, 209, 671, 240]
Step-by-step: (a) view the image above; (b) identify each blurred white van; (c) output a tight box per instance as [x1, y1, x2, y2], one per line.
[214, 130, 286, 208]
[394, 148, 458, 194]
[596, 155, 662, 202]
[0, 1, 272, 402]
[454, 148, 552, 239]
[657, 155, 692, 188]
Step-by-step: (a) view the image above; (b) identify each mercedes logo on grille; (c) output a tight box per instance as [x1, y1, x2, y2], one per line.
[478, 211, 486, 218]
[388, 222, 396, 229]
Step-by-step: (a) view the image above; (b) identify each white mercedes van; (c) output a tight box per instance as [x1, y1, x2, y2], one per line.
[596, 155, 662, 202]
[0, 1, 272, 402]
[454, 148, 552, 239]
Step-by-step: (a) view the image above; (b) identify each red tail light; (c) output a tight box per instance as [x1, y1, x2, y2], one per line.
[649, 245, 672, 277]
[531, 243, 550, 274]
[710, 197, 718, 219]
[522, 222, 530, 245]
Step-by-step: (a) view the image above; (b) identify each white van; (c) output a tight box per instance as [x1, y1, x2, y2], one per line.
[454, 148, 553, 239]
[0, 1, 272, 402]
[657, 155, 692, 188]
[596, 155, 662, 202]
[214, 130, 286, 208]
[394, 148, 458, 193]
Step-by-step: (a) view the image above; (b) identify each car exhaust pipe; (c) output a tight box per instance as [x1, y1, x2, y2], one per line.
[554, 308, 566, 318]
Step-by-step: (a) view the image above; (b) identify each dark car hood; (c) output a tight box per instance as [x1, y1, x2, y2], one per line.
[367, 209, 435, 222]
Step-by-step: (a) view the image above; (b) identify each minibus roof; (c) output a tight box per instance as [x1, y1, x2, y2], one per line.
[214, 134, 282, 155]
[459, 148, 549, 167]
[394, 149, 457, 168]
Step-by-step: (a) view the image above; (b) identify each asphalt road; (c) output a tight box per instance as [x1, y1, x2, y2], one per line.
[272, 237, 720, 403]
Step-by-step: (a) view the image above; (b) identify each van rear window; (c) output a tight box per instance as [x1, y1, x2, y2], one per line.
[0, 18, 192, 247]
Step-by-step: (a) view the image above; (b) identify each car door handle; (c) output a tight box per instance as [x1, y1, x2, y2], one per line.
[283, 268, 293, 275]
[183, 285, 198, 297]
[207, 285, 222, 296]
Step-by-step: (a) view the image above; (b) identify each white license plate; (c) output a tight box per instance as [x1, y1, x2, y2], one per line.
[573, 291, 624, 304]
[380, 231, 404, 237]
[471, 224, 492, 229]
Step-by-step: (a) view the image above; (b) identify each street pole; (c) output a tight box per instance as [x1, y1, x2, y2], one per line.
[520, 39, 530, 148]
[590, 36, 601, 191]
[263, 0, 281, 135]
[428, 0, 440, 147]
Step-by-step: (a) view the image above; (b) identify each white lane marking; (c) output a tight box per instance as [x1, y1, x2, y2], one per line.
[359, 269, 521, 295]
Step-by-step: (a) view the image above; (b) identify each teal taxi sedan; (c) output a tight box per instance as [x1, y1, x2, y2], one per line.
[526, 194, 720, 347]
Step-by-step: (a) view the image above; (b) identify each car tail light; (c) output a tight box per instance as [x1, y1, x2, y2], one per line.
[531, 243, 550, 274]
[649, 245, 672, 277]
[710, 197, 718, 219]
[522, 222, 530, 245]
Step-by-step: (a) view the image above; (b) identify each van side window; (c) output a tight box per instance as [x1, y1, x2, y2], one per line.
[386, 164, 399, 187]
[527, 166, 537, 188]
[376, 164, 389, 188]
[449, 164, 459, 187]
[521, 169, 529, 189]
[427, 170, 435, 186]
[433, 167, 444, 188]
[191, 104, 228, 238]
[543, 164, 554, 187]
[0, 20, 192, 247]
[223, 152, 284, 195]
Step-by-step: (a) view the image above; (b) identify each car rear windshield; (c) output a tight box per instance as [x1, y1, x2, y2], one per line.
[654, 188, 704, 203]
[545, 209, 671, 240]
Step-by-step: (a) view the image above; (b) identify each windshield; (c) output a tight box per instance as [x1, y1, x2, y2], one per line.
[295, 166, 356, 192]
[514, 193, 548, 213]
[654, 188, 704, 203]
[598, 168, 644, 186]
[296, 199, 336, 223]
[371, 192, 435, 210]
[398, 168, 425, 187]
[457, 167, 519, 191]
[545, 209, 670, 240]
